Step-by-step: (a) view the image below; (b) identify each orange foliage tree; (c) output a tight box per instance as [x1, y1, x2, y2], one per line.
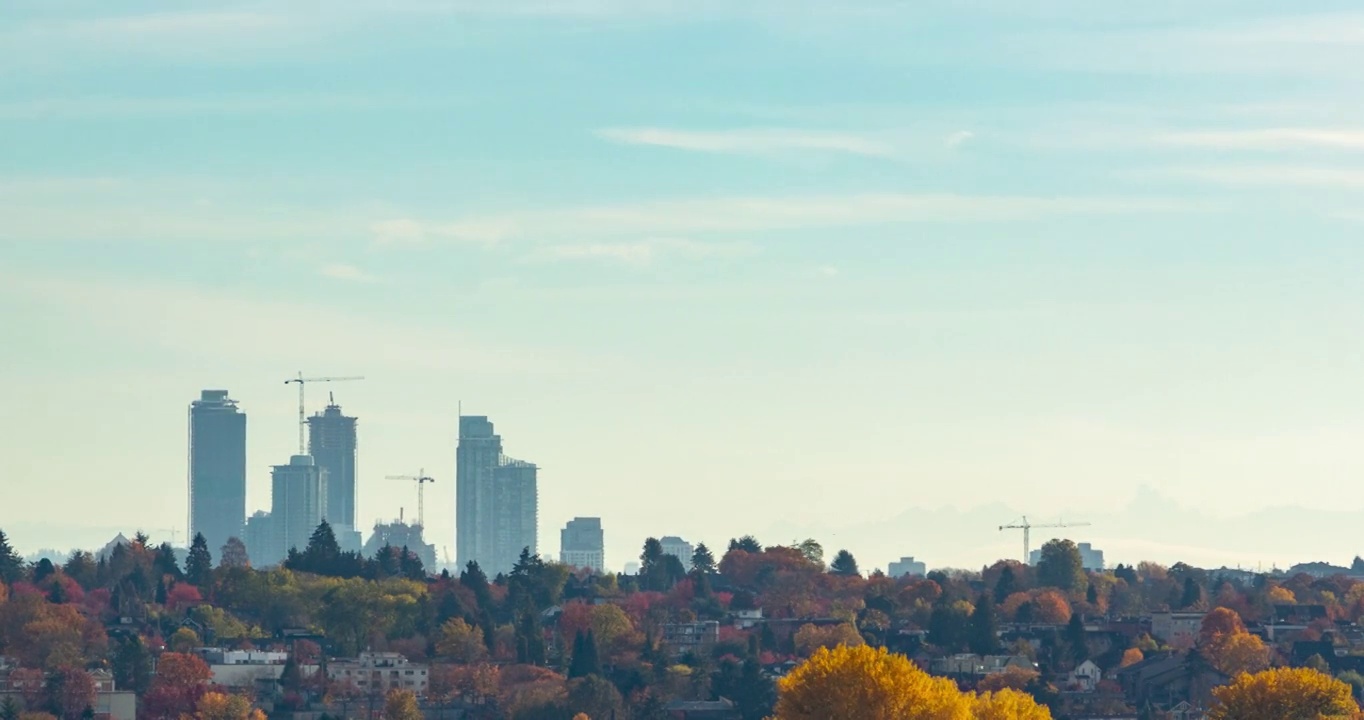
[1198, 608, 1270, 677]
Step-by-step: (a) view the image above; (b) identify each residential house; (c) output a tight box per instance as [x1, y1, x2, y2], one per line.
[666, 698, 740, 719]
[1115, 651, 1226, 713]
[1067, 659, 1102, 693]
[929, 654, 1034, 679]
[730, 608, 763, 629]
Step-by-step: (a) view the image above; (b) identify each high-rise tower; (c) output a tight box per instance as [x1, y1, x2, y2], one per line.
[308, 399, 359, 551]
[268, 455, 328, 565]
[455, 415, 538, 575]
[188, 390, 247, 556]
[560, 517, 604, 572]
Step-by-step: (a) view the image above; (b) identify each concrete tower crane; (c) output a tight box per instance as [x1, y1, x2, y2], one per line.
[283, 372, 363, 454]
[387, 469, 435, 528]
[998, 516, 1092, 564]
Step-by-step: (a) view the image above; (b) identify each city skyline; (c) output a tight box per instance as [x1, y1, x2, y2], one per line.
[8, 2, 1364, 572]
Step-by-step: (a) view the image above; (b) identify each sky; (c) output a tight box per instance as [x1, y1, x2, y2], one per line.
[5, 0, 1364, 572]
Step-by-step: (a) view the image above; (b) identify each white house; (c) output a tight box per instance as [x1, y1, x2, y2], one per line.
[1068, 659, 1102, 692]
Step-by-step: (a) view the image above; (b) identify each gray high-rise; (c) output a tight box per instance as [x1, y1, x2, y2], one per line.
[188, 390, 247, 555]
[269, 455, 328, 564]
[456, 415, 538, 575]
[308, 400, 359, 550]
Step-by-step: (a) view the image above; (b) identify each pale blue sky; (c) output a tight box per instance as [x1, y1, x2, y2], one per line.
[5, 1, 1364, 571]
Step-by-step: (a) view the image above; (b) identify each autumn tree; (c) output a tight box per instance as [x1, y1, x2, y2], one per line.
[170, 627, 201, 653]
[196, 692, 264, 720]
[793, 623, 864, 657]
[1035, 540, 1085, 594]
[45, 667, 95, 720]
[142, 652, 213, 720]
[382, 689, 423, 720]
[435, 618, 487, 663]
[1119, 648, 1144, 668]
[185, 534, 213, 589]
[773, 645, 1051, 719]
[973, 689, 1053, 720]
[1199, 607, 1270, 677]
[1209, 667, 1357, 720]
[829, 550, 860, 578]
[219, 539, 250, 569]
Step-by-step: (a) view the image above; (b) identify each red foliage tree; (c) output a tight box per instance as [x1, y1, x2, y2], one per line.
[141, 652, 213, 720]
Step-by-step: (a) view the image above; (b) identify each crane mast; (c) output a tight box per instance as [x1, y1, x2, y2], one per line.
[387, 469, 436, 528]
[998, 515, 1092, 563]
[283, 372, 363, 454]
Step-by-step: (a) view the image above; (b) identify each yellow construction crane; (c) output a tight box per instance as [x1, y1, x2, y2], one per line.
[283, 372, 363, 454]
[998, 516, 1092, 564]
[386, 469, 435, 528]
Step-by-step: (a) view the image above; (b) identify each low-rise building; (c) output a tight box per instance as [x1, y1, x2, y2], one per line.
[887, 557, 927, 578]
[0, 666, 135, 720]
[1150, 612, 1206, 650]
[327, 652, 429, 697]
[662, 621, 720, 656]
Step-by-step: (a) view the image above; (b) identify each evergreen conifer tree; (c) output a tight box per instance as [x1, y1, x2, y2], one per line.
[968, 593, 1000, 655]
[185, 533, 214, 588]
[0, 530, 24, 584]
[994, 565, 1017, 605]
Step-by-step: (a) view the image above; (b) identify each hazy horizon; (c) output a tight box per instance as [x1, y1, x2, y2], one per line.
[6, 2, 1364, 573]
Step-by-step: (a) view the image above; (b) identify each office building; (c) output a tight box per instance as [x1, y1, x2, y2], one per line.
[268, 455, 328, 565]
[189, 390, 247, 556]
[455, 415, 538, 575]
[560, 517, 605, 572]
[308, 400, 361, 552]
[888, 556, 927, 578]
[660, 536, 694, 570]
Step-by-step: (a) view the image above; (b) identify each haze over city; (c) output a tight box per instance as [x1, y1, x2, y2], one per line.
[7, 1, 1364, 572]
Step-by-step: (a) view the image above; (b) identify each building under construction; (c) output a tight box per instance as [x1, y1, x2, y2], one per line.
[364, 519, 437, 570]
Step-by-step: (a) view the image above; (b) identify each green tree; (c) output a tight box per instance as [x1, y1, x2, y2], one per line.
[185, 533, 213, 588]
[1066, 612, 1089, 665]
[565, 675, 623, 720]
[61, 552, 98, 590]
[1180, 576, 1202, 609]
[728, 536, 762, 554]
[797, 539, 824, 566]
[110, 635, 154, 694]
[829, 550, 860, 577]
[288, 521, 340, 576]
[969, 594, 1001, 655]
[927, 601, 970, 652]
[994, 565, 1018, 605]
[1035, 539, 1085, 593]
[0, 696, 18, 720]
[0, 530, 23, 584]
[568, 631, 601, 679]
[692, 544, 717, 575]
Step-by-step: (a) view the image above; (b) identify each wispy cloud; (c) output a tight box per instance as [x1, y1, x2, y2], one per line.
[370, 218, 428, 246]
[318, 263, 378, 283]
[597, 127, 895, 158]
[418, 192, 1187, 243]
[1160, 165, 1364, 189]
[1157, 128, 1364, 151]
[529, 238, 751, 265]
[945, 130, 975, 149]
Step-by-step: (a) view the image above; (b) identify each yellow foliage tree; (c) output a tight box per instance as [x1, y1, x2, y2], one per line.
[169, 627, 201, 653]
[197, 692, 262, 720]
[1209, 667, 1357, 720]
[1267, 586, 1297, 605]
[773, 645, 1052, 720]
[974, 689, 1054, 720]
[1209, 632, 1271, 677]
[977, 666, 1039, 693]
[435, 618, 487, 663]
[382, 689, 424, 720]
[792, 623, 864, 657]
